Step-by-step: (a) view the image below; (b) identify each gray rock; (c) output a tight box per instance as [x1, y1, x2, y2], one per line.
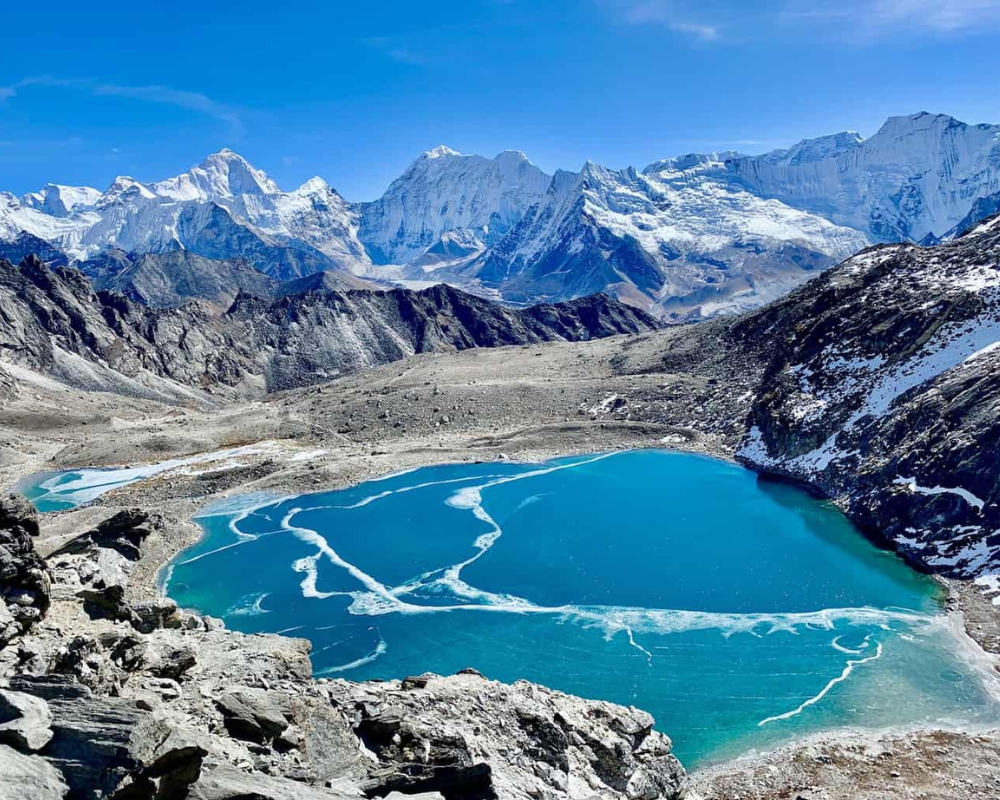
[216, 689, 289, 744]
[187, 764, 362, 800]
[328, 672, 684, 800]
[0, 743, 68, 800]
[0, 494, 50, 644]
[49, 509, 159, 562]
[131, 598, 182, 634]
[0, 690, 53, 752]
[9, 674, 169, 798]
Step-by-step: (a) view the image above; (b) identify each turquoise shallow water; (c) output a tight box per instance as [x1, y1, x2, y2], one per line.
[24, 450, 1000, 766]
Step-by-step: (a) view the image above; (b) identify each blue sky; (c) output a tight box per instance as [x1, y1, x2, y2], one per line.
[1, 0, 999, 201]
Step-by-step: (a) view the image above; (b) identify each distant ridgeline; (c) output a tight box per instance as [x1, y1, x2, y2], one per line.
[0, 254, 660, 403]
[2, 112, 998, 321]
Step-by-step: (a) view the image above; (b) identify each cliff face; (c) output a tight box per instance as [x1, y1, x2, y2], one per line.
[733, 214, 1000, 578]
[0, 256, 660, 402]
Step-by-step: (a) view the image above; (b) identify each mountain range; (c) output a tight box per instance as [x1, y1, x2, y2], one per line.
[2, 112, 998, 321]
[0, 254, 658, 402]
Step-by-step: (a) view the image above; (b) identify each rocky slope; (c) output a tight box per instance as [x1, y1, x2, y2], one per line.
[79, 250, 279, 309]
[733, 213, 1000, 580]
[0, 495, 684, 800]
[0, 256, 660, 401]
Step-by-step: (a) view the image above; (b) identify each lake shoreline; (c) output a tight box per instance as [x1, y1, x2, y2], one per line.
[23, 433, 1000, 787]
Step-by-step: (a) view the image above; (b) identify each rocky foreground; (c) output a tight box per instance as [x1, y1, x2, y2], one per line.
[0, 494, 684, 800]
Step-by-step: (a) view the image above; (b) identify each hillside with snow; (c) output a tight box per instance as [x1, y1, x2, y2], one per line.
[735, 212, 1000, 578]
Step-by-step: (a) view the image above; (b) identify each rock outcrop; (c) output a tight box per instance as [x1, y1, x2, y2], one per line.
[329, 673, 683, 800]
[0, 494, 50, 646]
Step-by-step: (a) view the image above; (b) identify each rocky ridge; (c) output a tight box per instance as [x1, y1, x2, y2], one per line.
[0, 255, 660, 402]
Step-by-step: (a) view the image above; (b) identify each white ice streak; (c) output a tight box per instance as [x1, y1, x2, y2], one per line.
[315, 630, 388, 675]
[34, 443, 284, 509]
[831, 634, 870, 655]
[226, 592, 272, 617]
[758, 642, 884, 726]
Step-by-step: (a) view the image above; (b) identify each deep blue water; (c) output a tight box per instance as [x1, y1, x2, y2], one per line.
[24, 450, 1000, 767]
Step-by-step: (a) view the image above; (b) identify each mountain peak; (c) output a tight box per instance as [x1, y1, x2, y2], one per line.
[423, 145, 462, 160]
[296, 176, 330, 194]
[876, 112, 962, 137]
[152, 149, 280, 200]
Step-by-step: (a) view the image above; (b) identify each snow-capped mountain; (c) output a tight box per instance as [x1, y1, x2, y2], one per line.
[2, 112, 999, 320]
[0, 150, 368, 280]
[728, 112, 1000, 243]
[464, 157, 868, 320]
[358, 147, 550, 265]
[20, 184, 103, 217]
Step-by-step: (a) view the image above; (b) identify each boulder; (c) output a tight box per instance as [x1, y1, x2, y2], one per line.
[131, 598, 183, 634]
[0, 743, 68, 800]
[0, 690, 54, 752]
[216, 688, 289, 744]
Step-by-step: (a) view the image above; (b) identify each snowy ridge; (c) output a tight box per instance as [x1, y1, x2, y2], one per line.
[358, 147, 550, 265]
[466, 156, 868, 320]
[728, 112, 1000, 242]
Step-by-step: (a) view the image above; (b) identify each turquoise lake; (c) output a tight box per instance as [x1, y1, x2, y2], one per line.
[24, 450, 1000, 767]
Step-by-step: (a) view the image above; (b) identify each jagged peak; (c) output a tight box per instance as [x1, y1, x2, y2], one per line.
[202, 147, 247, 163]
[423, 145, 462, 160]
[295, 176, 330, 194]
[494, 149, 531, 164]
[99, 176, 156, 205]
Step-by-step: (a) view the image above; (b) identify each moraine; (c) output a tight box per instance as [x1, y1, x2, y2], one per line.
[23, 449, 1000, 768]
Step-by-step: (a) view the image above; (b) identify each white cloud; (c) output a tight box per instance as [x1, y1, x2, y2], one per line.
[782, 0, 1000, 36]
[610, 1, 723, 40]
[10, 77, 243, 132]
[0, 87, 14, 101]
[609, 0, 1000, 40]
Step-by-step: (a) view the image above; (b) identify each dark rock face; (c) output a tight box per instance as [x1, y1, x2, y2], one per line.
[0, 255, 660, 401]
[0, 494, 50, 645]
[79, 250, 278, 309]
[52, 510, 159, 562]
[733, 214, 1000, 577]
[0, 232, 69, 269]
